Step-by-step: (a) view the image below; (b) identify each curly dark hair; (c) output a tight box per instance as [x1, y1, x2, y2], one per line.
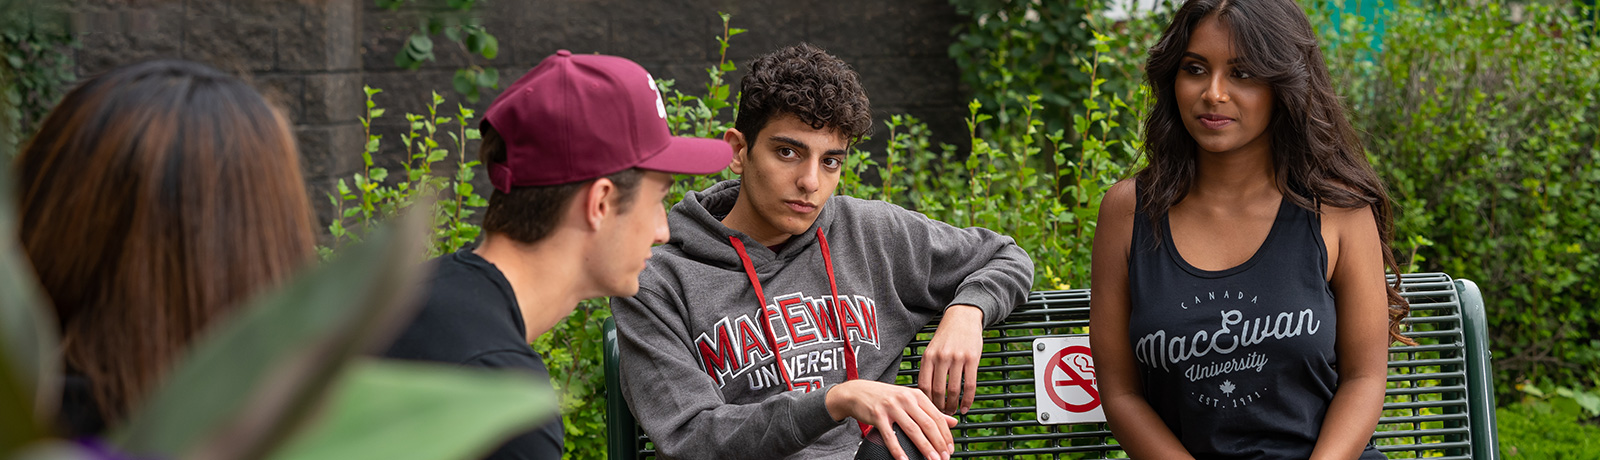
[1138, 0, 1412, 345]
[734, 43, 872, 143]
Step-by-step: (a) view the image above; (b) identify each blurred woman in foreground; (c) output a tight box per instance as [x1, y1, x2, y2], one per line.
[14, 59, 314, 436]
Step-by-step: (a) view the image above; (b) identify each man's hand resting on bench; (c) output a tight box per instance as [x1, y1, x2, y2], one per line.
[826, 379, 958, 460]
[920, 304, 986, 414]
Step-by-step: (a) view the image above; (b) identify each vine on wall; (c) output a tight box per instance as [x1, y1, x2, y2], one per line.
[374, 0, 501, 103]
[0, 2, 75, 156]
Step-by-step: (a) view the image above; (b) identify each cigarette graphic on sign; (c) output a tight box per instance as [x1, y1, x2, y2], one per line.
[1032, 336, 1106, 425]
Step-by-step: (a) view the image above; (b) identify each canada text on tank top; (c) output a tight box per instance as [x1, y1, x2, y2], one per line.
[693, 291, 882, 391]
[1127, 195, 1341, 426]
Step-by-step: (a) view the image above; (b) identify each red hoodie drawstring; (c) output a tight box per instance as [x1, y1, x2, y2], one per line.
[730, 236, 800, 393]
[816, 229, 872, 436]
[729, 229, 869, 435]
[815, 229, 862, 383]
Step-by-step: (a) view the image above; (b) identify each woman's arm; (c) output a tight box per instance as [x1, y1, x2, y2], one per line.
[1309, 204, 1391, 460]
[1089, 180, 1195, 459]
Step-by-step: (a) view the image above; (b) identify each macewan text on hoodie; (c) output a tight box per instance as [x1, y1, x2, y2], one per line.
[613, 180, 1034, 460]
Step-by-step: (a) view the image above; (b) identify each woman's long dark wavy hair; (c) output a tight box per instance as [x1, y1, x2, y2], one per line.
[1135, 0, 1413, 345]
[16, 60, 315, 425]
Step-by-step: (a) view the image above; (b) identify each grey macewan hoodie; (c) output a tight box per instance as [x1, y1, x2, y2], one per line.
[613, 180, 1034, 459]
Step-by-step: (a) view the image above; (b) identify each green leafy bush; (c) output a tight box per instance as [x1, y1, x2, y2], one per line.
[1499, 384, 1600, 458]
[322, 87, 487, 260]
[1336, 1, 1600, 396]
[0, 2, 75, 156]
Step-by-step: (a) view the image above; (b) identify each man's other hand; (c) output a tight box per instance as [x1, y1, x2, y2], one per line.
[825, 380, 957, 460]
[920, 304, 984, 414]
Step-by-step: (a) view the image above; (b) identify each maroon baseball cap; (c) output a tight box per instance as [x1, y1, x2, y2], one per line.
[483, 50, 732, 192]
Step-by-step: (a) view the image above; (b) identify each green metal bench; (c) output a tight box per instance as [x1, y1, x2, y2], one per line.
[604, 272, 1500, 459]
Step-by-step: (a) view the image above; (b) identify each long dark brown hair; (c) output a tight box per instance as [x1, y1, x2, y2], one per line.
[14, 60, 315, 422]
[1135, 0, 1412, 344]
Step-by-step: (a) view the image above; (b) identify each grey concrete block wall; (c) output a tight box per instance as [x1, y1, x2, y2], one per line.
[70, 0, 365, 238]
[362, 0, 969, 200]
[55, 0, 968, 236]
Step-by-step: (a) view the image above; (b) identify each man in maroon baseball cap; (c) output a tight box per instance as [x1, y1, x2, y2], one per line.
[384, 50, 732, 460]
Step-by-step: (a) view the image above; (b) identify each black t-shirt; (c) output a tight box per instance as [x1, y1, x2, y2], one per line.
[384, 248, 563, 459]
[1127, 196, 1384, 460]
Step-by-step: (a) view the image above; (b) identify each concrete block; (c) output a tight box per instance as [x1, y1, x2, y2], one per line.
[183, 1, 276, 72]
[851, 57, 959, 109]
[278, 0, 366, 71]
[305, 72, 363, 124]
[294, 124, 364, 181]
[254, 74, 306, 124]
[609, 0, 715, 63]
[76, 5, 182, 75]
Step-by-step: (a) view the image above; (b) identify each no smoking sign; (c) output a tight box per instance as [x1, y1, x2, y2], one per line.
[1032, 336, 1104, 425]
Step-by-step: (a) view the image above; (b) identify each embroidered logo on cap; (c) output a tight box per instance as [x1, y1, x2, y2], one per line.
[646, 72, 667, 119]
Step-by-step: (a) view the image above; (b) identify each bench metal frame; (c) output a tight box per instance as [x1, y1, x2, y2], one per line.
[604, 273, 1500, 459]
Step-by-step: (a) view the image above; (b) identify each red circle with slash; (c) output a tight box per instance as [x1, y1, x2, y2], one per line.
[1042, 345, 1100, 412]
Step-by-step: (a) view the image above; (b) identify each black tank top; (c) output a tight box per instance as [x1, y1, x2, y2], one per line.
[1127, 192, 1383, 459]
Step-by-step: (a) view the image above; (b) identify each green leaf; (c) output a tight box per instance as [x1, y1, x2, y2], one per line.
[0, 145, 59, 455]
[479, 34, 499, 60]
[452, 71, 475, 97]
[394, 50, 417, 69]
[477, 67, 499, 89]
[408, 34, 433, 55]
[111, 204, 433, 459]
[266, 359, 556, 460]
[463, 29, 482, 53]
[1575, 391, 1600, 417]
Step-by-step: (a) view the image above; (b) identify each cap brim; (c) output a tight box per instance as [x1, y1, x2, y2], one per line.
[635, 136, 734, 176]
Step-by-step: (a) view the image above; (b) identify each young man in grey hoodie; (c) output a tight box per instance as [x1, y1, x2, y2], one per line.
[612, 44, 1035, 460]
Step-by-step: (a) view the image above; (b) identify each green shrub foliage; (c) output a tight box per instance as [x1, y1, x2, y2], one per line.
[1498, 383, 1600, 457]
[1335, 1, 1600, 396]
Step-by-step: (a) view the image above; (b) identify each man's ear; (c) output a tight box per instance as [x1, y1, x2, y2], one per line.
[581, 178, 617, 231]
[724, 128, 748, 175]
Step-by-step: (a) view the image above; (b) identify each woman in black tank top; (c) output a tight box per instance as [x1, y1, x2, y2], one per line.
[1087, 1, 1413, 459]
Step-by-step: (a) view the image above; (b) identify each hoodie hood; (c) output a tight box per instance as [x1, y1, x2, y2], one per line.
[665, 179, 827, 270]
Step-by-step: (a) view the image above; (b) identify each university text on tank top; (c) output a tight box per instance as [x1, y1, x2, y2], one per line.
[1126, 192, 1350, 459]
